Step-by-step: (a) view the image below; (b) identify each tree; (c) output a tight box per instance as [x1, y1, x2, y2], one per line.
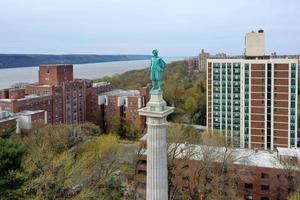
[125, 121, 141, 141]
[123, 143, 146, 200]
[273, 154, 300, 200]
[166, 123, 200, 200]
[0, 126, 25, 199]
[1, 125, 16, 139]
[184, 96, 197, 123]
[289, 190, 300, 200]
[95, 60, 208, 125]
[184, 130, 250, 200]
[21, 124, 128, 199]
[165, 126, 250, 200]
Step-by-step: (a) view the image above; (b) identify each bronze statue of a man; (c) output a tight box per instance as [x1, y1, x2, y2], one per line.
[149, 49, 166, 93]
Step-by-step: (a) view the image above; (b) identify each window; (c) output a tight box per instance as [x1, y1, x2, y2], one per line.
[244, 195, 253, 200]
[291, 101, 296, 108]
[261, 185, 270, 191]
[261, 173, 269, 179]
[244, 183, 253, 189]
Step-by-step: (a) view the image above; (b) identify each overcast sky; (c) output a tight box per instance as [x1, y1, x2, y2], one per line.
[0, 0, 299, 56]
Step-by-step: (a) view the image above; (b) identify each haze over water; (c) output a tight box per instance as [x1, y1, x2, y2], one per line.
[0, 58, 180, 89]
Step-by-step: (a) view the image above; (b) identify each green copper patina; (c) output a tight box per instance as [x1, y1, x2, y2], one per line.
[149, 49, 166, 93]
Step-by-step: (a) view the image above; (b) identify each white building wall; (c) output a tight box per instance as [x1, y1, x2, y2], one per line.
[245, 31, 266, 57]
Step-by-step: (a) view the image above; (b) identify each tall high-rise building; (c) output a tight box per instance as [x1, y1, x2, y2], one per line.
[198, 49, 210, 71]
[207, 30, 298, 150]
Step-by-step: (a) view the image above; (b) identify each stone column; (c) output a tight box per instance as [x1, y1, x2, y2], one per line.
[138, 91, 174, 200]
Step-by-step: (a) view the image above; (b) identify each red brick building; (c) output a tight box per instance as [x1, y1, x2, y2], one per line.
[0, 111, 17, 135]
[207, 31, 298, 150]
[0, 110, 47, 135]
[0, 88, 26, 100]
[0, 95, 52, 123]
[98, 87, 149, 133]
[137, 135, 300, 200]
[15, 110, 47, 134]
[38, 64, 73, 85]
[0, 64, 112, 125]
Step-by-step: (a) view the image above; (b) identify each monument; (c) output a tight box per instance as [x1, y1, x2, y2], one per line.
[138, 50, 174, 200]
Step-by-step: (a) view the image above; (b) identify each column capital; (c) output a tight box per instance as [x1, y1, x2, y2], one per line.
[138, 92, 174, 118]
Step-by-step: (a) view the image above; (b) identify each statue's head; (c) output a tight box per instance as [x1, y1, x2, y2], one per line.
[152, 49, 158, 57]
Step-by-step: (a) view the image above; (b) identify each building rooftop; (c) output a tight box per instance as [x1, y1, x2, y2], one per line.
[102, 89, 141, 97]
[26, 83, 51, 87]
[0, 110, 46, 124]
[0, 111, 16, 123]
[277, 147, 300, 159]
[15, 110, 45, 116]
[0, 111, 11, 120]
[168, 143, 299, 169]
[39, 64, 73, 67]
[183, 123, 206, 131]
[140, 133, 300, 169]
[0, 116, 16, 124]
[207, 57, 297, 62]
[93, 81, 111, 87]
[16, 94, 50, 101]
[0, 98, 13, 102]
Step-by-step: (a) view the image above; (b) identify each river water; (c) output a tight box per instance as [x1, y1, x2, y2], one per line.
[0, 58, 181, 89]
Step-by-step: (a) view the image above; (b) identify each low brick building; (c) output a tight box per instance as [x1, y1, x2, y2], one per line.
[137, 134, 300, 200]
[0, 110, 47, 135]
[98, 87, 149, 133]
[0, 88, 26, 100]
[0, 95, 52, 123]
[15, 110, 47, 134]
[0, 111, 17, 135]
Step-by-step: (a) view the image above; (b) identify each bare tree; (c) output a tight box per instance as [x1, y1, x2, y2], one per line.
[166, 127, 251, 200]
[132, 124, 251, 200]
[167, 123, 199, 200]
[273, 153, 300, 199]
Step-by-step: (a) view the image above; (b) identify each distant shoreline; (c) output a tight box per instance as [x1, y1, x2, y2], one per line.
[0, 54, 151, 69]
[0, 58, 182, 89]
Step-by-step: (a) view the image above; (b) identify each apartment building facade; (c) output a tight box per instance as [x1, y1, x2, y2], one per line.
[207, 59, 298, 149]
[207, 31, 298, 150]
